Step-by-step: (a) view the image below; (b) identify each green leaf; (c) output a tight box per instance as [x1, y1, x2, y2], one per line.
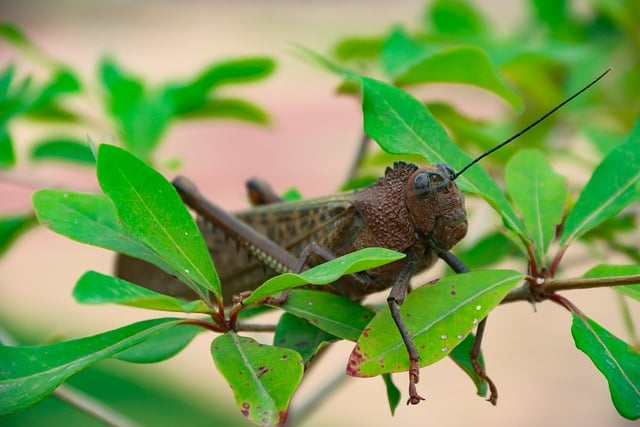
[0, 23, 31, 49]
[32, 190, 174, 275]
[242, 247, 405, 305]
[123, 96, 172, 159]
[382, 373, 401, 415]
[378, 29, 519, 108]
[281, 188, 303, 202]
[280, 289, 374, 342]
[571, 315, 640, 420]
[505, 149, 568, 264]
[162, 57, 273, 120]
[453, 231, 520, 270]
[560, 120, 640, 246]
[99, 57, 144, 115]
[618, 285, 640, 301]
[332, 36, 384, 62]
[273, 313, 337, 365]
[381, 27, 428, 79]
[73, 271, 210, 313]
[427, 0, 488, 36]
[583, 264, 640, 301]
[428, 102, 500, 154]
[0, 126, 15, 168]
[358, 76, 525, 237]
[0, 214, 36, 256]
[348, 270, 523, 377]
[226, 303, 268, 318]
[393, 46, 521, 109]
[30, 138, 95, 164]
[0, 318, 183, 415]
[531, 0, 569, 32]
[24, 103, 81, 122]
[99, 58, 169, 159]
[0, 64, 32, 121]
[582, 124, 628, 157]
[211, 332, 303, 427]
[449, 333, 488, 396]
[32, 68, 81, 108]
[583, 264, 640, 279]
[196, 57, 275, 89]
[115, 324, 201, 363]
[0, 64, 15, 101]
[177, 97, 269, 124]
[97, 144, 221, 301]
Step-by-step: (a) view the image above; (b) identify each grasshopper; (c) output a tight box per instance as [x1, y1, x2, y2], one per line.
[116, 70, 608, 405]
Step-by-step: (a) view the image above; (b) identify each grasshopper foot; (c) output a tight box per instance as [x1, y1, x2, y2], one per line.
[261, 289, 291, 307]
[232, 290, 291, 307]
[406, 360, 425, 405]
[472, 357, 498, 405]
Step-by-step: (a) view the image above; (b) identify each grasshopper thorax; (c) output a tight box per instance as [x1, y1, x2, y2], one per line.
[405, 163, 467, 251]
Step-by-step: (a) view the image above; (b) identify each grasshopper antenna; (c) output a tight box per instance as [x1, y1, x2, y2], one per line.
[453, 68, 611, 180]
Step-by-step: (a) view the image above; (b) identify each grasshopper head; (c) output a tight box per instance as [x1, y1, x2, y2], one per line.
[405, 163, 467, 251]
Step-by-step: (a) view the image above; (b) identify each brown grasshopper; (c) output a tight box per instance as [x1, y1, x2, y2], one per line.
[116, 70, 608, 405]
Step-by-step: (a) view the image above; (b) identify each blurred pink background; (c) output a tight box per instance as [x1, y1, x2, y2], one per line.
[0, 1, 636, 426]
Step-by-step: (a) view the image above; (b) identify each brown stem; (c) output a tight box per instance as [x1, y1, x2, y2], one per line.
[543, 274, 640, 292]
[180, 318, 224, 333]
[235, 323, 277, 332]
[227, 302, 247, 329]
[344, 132, 370, 184]
[501, 282, 536, 304]
[524, 242, 539, 277]
[502, 274, 640, 304]
[549, 245, 568, 277]
[547, 292, 584, 315]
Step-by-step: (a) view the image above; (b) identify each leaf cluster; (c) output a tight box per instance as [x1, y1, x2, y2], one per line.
[2, 1, 640, 425]
[0, 23, 274, 168]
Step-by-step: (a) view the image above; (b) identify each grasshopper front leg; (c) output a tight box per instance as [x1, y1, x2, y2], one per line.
[387, 250, 425, 405]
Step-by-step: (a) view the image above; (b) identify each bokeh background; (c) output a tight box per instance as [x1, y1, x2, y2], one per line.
[1, 1, 638, 426]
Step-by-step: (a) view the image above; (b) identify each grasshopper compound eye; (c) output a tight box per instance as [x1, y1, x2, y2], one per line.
[413, 171, 447, 198]
[413, 163, 458, 199]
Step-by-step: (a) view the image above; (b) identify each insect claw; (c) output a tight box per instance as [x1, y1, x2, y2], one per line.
[472, 354, 499, 406]
[485, 376, 498, 406]
[407, 393, 425, 406]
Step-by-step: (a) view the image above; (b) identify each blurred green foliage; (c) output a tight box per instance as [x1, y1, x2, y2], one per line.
[1, 1, 639, 425]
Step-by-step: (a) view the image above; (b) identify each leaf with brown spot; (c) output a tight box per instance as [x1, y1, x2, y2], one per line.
[211, 332, 303, 426]
[348, 270, 522, 377]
